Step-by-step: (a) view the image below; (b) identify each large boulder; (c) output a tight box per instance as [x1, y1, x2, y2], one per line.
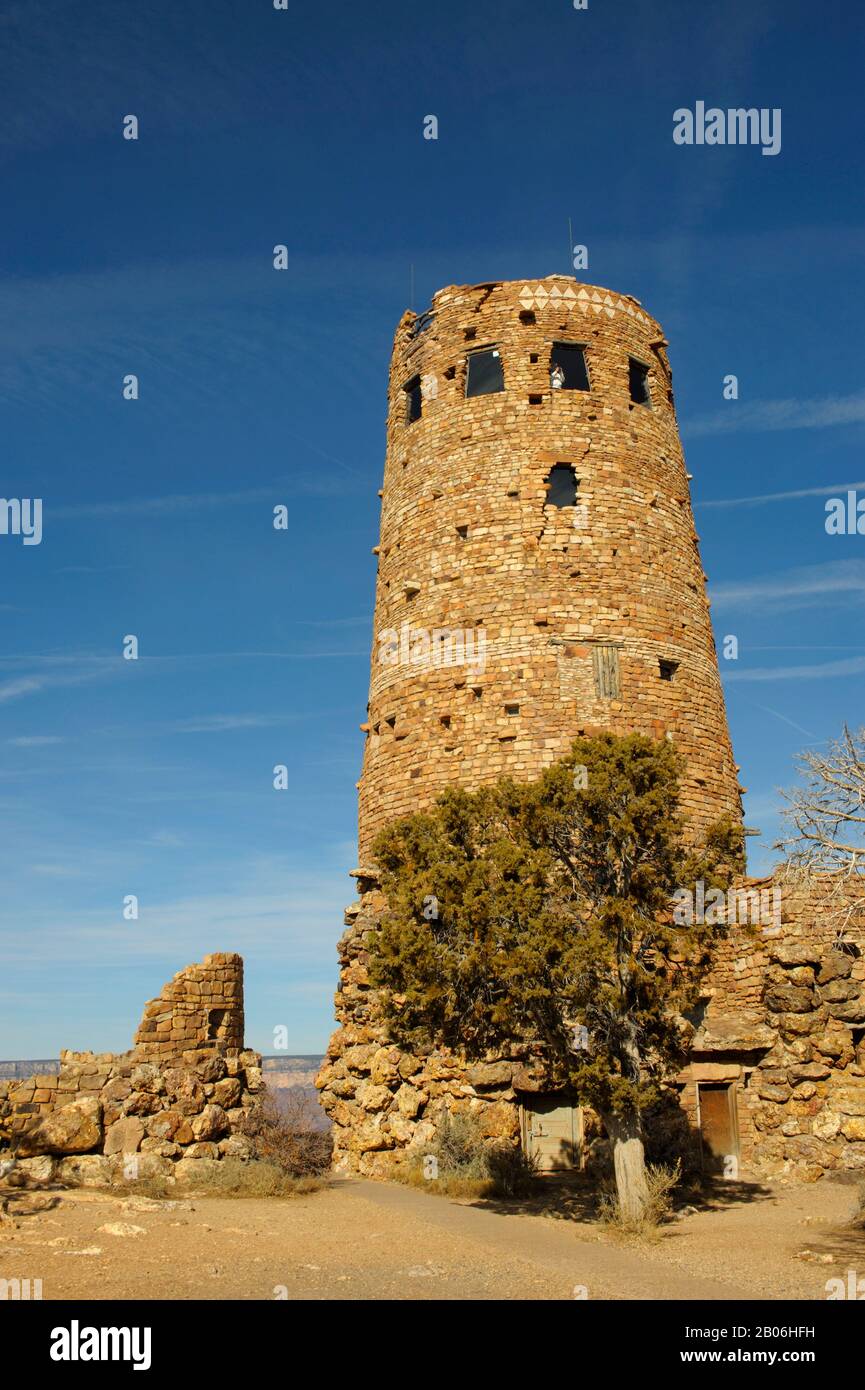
[130, 1064, 165, 1095]
[56, 1154, 113, 1187]
[19, 1097, 102, 1156]
[213, 1077, 242, 1110]
[104, 1117, 145, 1155]
[145, 1110, 193, 1145]
[191, 1103, 229, 1141]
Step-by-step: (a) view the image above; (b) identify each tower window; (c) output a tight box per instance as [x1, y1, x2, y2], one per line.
[505, 702, 520, 716]
[544, 464, 579, 508]
[659, 658, 679, 681]
[628, 358, 651, 406]
[550, 343, 590, 391]
[519, 310, 536, 324]
[404, 375, 422, 423]
[466, 348, 504, 398]
[593, 645, 621, 700]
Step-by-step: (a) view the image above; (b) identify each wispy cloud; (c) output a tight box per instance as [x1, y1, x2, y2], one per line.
[162, 713, 297, 734]
[724, 654, 865, 683]
[0, 677, 45, 703]
[52, 482, 347, 520]
[7, 735, 65, 747]
[710, 559, 865, 613]
[685, 390, 865, 439]
[697, 479, 865, 510]
[0, 662, 128, 705]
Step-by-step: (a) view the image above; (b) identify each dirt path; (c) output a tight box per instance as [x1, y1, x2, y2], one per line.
[1, 1176, 862, 1301]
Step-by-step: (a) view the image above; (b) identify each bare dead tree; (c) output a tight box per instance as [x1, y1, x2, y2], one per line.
[775, 725, 865, 937]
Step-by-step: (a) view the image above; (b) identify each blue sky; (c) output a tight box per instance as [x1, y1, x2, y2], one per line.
[1, 0, 863, 1056]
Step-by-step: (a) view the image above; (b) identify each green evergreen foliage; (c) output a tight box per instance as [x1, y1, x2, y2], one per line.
[369, 733, 744, 1121]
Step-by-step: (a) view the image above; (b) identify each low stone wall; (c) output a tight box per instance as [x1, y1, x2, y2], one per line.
[318, 875, 865, 1181]
[0, 953, 263, 1187]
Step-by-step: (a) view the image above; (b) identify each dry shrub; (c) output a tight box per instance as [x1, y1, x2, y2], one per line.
[240, 1086, 332, 1178]
[188, 1157, 320, 1198]
[598, 1159, 681, 1238]
[398, 1110, 537, 1200]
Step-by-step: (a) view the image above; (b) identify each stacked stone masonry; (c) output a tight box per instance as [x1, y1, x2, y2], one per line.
[0, 954, 263, 1187]
[358, 275, 742, 862]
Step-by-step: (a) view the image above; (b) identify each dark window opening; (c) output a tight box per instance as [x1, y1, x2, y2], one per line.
[444, 365, 456, 380]
[208, 1008, 228, 1040]
[659, 658, 679, 682]
[550, 343, 590, 391]
[505, 703, 520, 716]
[456, 525, 468, 539]
[519, 310, 536, 324]
[404, 374, 422, 423]
[464, 326, 477, 341]
[440, 715, 451, 728]
[466, 348, 504, 397]
[529, 394, 543, 405]
[593, 645, 621, 700]
[628, 358, 651, 406]
[544, 464, 579, 508]
[530, 353, 539, 364]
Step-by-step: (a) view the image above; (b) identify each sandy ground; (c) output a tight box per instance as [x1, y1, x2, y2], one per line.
[1, 1174, 863, 1302]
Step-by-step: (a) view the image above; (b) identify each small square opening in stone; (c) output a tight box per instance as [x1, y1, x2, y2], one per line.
[466, 348, 504, 397]
[505, 702, 520, 716]
[659, 658, 679, 681]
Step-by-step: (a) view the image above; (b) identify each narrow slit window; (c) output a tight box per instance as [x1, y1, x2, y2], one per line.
[544, 464, 579, 508]
[550, 343, 590, 391]
[593, 645, 621, 700]
[466, 348, 504, 398]
[628, 358, 651, 406]
[659, 658, 679, 682]
[404, 374, 422, 423]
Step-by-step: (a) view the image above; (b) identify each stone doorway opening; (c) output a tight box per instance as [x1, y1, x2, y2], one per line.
[520, 1094, 583, 1171]
[697, 1082, 740, 1177]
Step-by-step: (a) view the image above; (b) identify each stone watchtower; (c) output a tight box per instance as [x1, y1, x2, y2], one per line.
[318, 276, 743, 1174]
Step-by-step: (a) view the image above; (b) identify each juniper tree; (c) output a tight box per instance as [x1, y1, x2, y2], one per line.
[367, 733, 743, 1221]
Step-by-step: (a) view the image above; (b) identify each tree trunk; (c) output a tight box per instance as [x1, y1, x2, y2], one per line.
[603, 1110, 649, 1224]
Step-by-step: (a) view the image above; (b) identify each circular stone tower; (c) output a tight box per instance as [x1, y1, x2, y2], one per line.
[317, 276, 743, 1174]
[357, 275, 741, 862]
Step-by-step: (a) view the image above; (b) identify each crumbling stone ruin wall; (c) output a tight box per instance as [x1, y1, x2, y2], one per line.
[133, 951, 245, 1057]
[357, 275, 743, 862]
[320, 275, 744, 1172]
[680, 882, 865, 1181]
[0, 954, 263, 1187]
